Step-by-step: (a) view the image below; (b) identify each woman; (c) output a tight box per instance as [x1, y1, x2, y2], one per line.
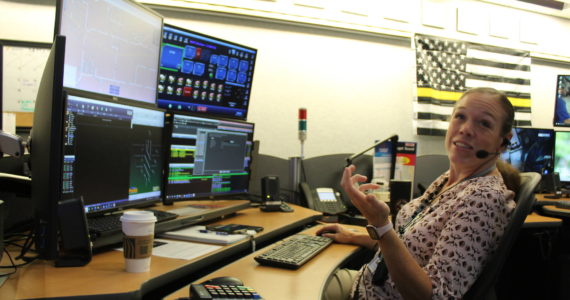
[317, 87, 520, 300]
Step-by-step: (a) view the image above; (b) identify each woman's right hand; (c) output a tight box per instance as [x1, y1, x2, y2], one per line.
[341, 165, 391, 228]
[316, 224, 376, 249]
[315, 224, 355, 243]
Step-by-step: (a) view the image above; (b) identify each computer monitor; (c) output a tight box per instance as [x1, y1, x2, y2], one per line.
[62, 92, 165, 215]
[56, 0, 163, 105]
[554, 131, 570, 187]
[501, 127, 555, 175]
[163, 113, 254, 203]
[31, 35, 66, 260]
[157, 24, 257, 120]
[554, 75, 570, 127]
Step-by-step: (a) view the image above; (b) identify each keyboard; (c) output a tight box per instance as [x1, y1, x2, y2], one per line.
[555, 200, 570, 209]
[254, 234, 333, 269]
[88, 209, 178, 236]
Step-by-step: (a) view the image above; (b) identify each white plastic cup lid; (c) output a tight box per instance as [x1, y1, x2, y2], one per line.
[120, 211, 157, 223]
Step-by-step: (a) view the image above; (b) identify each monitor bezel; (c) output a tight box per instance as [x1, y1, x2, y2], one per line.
[30, 35, 66, 260]
[553, 74, 570, 128]
[162, 111, 256, 204]
[158, 23, 258, 121]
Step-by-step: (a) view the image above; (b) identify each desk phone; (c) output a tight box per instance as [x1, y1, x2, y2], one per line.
[300, 182, 347, 214]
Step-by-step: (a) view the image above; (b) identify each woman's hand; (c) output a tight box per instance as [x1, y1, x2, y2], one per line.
[315, 223, 376, 249]
[340, 164, 391, 227]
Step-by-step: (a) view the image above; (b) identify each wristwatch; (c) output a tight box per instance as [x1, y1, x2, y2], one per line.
[366, 222, 393, 240]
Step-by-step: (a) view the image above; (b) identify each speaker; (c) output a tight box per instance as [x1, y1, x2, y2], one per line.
[389, 180, 412, 224]
[56, 197, 92, 267]
[540, 172, 560, 194]
[261, 175, 293, 212]
[261, 175, 280, 203]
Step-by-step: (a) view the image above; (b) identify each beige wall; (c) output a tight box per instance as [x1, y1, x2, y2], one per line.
[2, 0, 570, 159]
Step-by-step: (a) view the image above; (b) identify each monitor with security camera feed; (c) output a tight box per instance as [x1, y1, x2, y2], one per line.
[501, 127, 554, 175]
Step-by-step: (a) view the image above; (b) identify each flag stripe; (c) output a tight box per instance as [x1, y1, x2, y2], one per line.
[468, 43, 530, 57]
[416, 97, 532, 115]
[465, 57, 531, 71]
[466, 49, 532, 66]
[466, 64, 531, 80]
[417, 128, 448, 136]
[415, 119, 532, 135]
[417, 87, 531, 107]
[466, 73, 530, 86]
[465, 78, 531, 95]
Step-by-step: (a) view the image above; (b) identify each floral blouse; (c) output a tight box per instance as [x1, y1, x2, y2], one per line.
[351, 171, 516, 299]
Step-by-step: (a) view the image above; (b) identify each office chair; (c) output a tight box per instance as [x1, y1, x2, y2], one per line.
[462, 172, 541, 300]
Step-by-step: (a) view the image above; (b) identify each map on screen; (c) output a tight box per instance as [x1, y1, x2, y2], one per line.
[59, 0, 162, 104]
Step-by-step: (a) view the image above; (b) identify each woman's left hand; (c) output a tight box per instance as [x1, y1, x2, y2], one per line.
[340, 164, 391, 227]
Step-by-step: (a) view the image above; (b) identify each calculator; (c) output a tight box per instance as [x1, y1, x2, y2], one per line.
[190, 283, 264, 299]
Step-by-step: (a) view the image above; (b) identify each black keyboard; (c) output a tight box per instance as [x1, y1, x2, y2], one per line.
[88, 209, 178, 236]
[254, 234, 333, 269]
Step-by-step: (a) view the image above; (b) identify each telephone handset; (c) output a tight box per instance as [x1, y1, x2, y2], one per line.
[300, 182, 347, 214]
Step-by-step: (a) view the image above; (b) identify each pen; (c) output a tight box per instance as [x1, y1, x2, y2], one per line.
[199, 229, 229, 235]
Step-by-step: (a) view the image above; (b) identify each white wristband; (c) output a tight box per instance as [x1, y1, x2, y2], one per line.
[366, 222, 393, 240]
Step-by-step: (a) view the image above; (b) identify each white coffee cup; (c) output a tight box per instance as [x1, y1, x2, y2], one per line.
[120, 211, 157, 273]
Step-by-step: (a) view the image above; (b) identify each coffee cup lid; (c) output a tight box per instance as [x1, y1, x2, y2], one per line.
[120, 211, 157, 223]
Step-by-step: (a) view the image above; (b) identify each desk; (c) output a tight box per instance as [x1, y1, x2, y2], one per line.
[166, 224, 366, 300]
[162, 210, 562, 300]
[524, 212, 563, 228]
[0, 203, 321, 299]
[535, 193, 570, 219]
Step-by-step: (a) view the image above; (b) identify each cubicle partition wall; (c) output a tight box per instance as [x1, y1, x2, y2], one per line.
[302, 154, 373, 212]
[248, 153, 290, 202]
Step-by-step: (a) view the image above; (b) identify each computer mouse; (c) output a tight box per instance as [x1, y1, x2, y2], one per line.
[317, 230, 335, 236]
[202, 276, 244, 286]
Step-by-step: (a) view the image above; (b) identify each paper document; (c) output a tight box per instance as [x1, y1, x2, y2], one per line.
[159, 225, 248, 245]
[152, 239, 221, 260]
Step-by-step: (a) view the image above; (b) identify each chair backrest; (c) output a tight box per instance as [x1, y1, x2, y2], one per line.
[463, 172, 541, 300]
[413, 154, 449, 197]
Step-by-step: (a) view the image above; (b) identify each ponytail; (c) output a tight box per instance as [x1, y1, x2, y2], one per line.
[497, 160, 521, 199]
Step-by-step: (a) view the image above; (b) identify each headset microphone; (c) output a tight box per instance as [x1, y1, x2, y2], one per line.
[476, 138, 510, 159]
[475, 150, 501, 159]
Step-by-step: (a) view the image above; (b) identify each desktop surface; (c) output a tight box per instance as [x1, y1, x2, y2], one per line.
[0, 203, 321, 299]
[166, 224, 367, 300]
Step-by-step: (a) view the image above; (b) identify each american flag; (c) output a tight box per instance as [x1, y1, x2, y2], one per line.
[414, 34, 532, 136]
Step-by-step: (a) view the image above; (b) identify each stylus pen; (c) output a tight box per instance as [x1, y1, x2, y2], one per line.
[345, 134, 399, 167]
